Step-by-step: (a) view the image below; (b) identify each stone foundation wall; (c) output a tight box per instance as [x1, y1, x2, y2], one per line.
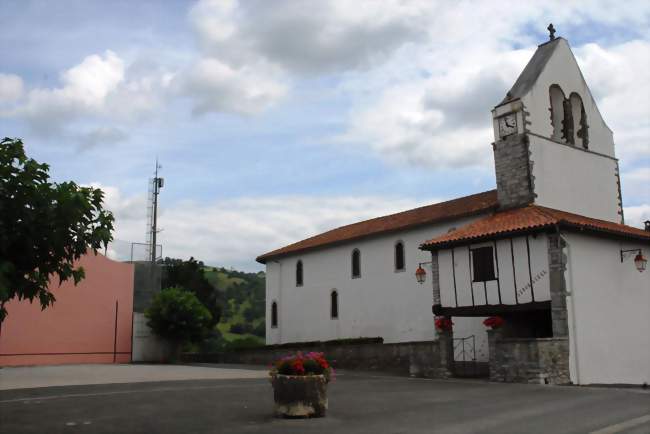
[488, 331, 570, 384]
[182, 336, 453, 379]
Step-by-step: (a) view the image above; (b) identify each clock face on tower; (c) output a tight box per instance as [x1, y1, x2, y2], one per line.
[498, 113, 517, 138]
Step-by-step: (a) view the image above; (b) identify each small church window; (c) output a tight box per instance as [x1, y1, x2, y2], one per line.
[271, 301, 278, 328]
[395, 241, 405, 271]
[570, 93, 588, 149]
[296, 260, 303, 286]
[562, 98, 575, 144]
[472, 247, 496, 282]
[549, 85, 566, 142]
[331, 290, 338, 319]
[352, 249, 361, 278]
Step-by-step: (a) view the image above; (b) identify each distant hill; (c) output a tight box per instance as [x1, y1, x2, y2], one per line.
[202, 266, 266, 349]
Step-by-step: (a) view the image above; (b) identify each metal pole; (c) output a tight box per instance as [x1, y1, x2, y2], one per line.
[113, 300, 119, 363]
[151, 160, 160, 263]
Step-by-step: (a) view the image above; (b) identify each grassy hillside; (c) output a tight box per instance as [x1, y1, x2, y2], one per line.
[202, 266, 266, 349]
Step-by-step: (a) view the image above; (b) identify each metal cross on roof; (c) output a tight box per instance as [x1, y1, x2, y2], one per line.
[547, 23, 556, 41]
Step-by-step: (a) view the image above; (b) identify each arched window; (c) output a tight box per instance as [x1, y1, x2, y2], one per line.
[351, 249, 361, 278]
[296, 260, 303, 286]
[395, 241, 405, 271]
[549, 85, 566, 142]
[331, 290, 338, 319]
[569, 92, 588, 149]
[271, 301, 278, 328]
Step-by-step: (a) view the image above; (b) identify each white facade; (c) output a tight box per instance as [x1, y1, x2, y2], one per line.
[438, 235, 551, 308]
[265, 215, 486, 345]
[528, 135, 621, 222]
[565, 234, 650, 384]
[260, 33, 649, 384]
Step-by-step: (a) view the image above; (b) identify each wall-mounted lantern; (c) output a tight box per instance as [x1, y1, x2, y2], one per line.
[620, 249, 647, 273]
[415, 265, 426, 284]
[415, 261, 432, 284]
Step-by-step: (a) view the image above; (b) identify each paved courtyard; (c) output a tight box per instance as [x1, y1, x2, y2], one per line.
[1, 364, 649, 434]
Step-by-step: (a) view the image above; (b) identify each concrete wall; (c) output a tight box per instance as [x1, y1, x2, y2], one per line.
[266, 216, 487, 345]
[0, 253, 134, 366]
[131, 312, 175, 363]
[529, 135, 621, 222]
[564, 233, 650, 385]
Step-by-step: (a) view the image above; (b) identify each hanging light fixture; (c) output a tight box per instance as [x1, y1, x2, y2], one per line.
[415, 265, 427, 284]
[634, 251, 647, 272]
[621, 249, 647, 273]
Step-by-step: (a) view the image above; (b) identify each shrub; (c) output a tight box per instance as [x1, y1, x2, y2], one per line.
[229, 322, 254, 335]
[252, 321, 266, 338]
[223, 335, 265, 351]
[145, 287, 213, 343]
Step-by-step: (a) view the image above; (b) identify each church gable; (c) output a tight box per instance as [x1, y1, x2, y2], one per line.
[501, 37, 614, 157]
[491, 29, 623, 222]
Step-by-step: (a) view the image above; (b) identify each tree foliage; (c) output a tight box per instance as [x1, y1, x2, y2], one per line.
[145, 286, 213, 343]
[0, 138, 114, 322]
[160, 257, 223, 326]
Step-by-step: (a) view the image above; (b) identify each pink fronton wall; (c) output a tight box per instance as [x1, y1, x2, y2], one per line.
[0, 253, 134, 366]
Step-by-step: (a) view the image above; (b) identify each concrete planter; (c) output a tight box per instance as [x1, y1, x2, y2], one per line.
[270, 374, 328, 418]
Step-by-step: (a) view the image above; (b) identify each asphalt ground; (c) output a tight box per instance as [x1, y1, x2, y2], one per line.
[1, 366, 649, 434]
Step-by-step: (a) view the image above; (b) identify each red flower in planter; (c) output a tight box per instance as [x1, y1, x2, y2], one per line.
[434, 316, 453, 332]
[271, 352, 334, 382]
[483, 316, 504, 329]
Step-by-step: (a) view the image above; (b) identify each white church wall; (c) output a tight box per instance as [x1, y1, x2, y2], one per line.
[529, 135, 621, 223]
[438, 234, 550, 308]
[265, 215, 488, 345]
[564, 233, 650, 385]
[521, 38, 614, 157]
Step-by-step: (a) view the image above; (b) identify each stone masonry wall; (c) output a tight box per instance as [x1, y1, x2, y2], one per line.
[182, 338, 453, 379]
[488, 331, 570, 384]
[431, 251, 440, 307]
[547, 233, 569, 337]
[493, 133, 535, 210]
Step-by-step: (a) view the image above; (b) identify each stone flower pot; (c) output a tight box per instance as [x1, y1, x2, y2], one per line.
[270, 374, 328, 418]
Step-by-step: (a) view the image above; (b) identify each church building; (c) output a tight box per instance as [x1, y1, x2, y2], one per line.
[257, 27, 649, 385]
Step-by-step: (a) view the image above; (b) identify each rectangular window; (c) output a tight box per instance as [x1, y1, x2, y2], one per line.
[472, 246, 496, 282]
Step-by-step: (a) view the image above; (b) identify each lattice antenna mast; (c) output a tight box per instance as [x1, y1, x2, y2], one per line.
[145, 159, 164, 263]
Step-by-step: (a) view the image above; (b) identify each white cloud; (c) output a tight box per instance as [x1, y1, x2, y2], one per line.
[575, 40, 650, 161]
[0, 73, 24, 102]
[189, 0, 427, 75]
[624, 204, 650, 229]
[99, 184, 436, 269]
[14, 51, 125, 132]
[177, 57, 287, 116]
[621, 167, 650, 207]
[2, 50, 174, 147]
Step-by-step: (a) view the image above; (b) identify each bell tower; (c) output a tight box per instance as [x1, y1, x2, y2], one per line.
[491, 25, 623, 223]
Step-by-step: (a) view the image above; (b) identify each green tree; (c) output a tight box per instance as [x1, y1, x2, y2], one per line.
[145, 286, 213, 343]
[0, 138, 114, 322]
[160, 257, 223, 326]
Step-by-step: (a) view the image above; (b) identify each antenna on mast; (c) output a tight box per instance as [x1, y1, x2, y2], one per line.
[145, 159, 164, 263]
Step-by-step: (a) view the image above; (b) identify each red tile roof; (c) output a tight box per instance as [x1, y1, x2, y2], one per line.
[421, 205, 650, 249]
[256, 190, 498, 263]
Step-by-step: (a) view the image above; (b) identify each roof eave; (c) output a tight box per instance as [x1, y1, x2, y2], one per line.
[420, 220, 650, 251]
[419, 224, 554, 251]
[257, 204, 499, 264]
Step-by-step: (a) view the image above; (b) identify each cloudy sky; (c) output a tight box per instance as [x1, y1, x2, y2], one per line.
[1, 0, 649, 270]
